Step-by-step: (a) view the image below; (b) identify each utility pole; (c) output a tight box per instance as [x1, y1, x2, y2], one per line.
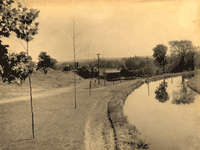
[97, 53, 100, 85]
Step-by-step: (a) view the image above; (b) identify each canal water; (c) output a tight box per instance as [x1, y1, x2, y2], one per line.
[124, 76, 200, 150]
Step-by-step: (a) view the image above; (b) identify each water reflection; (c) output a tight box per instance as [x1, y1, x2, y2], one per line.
[124, 76, 199, 150]
[154, 79, 170, 103]
[172, 76, 195, 105]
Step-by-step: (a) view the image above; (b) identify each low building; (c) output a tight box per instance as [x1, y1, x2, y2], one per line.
[103, 69, 121, 80]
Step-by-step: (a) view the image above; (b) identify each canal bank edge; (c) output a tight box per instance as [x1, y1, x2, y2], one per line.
[107, 80, 149, 150]
[84, 80, 147, 150]
[107, 70, 197, 150]
[145, 71, 196, 84]
[187, 71, 200, 94]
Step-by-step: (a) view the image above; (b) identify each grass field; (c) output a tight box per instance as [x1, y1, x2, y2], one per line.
[0, 69, 199, 150]
[0, 70, 83, 100]
[0, 80, 108, 150]
[0, 69, 142, 150]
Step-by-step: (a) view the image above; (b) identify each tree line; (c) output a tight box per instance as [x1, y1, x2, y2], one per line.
[122, 40, 199, 78]
[1, 1, 200, 82]
[58, 40, 199, 78]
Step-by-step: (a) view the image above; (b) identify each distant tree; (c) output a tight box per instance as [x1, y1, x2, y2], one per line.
[125, 57, 136, 70]
[169, 40, 194, 58]
[123, 57, 156, 77]
[153, 44, 168, 73]
[194, 49, 200, 69]
[184, 51, 195, 71]
[169, 40, 195, 71]
[141, 58, 155, 77]
[37, 51, 57, 74]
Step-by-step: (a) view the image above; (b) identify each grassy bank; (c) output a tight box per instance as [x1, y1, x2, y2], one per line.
[187, 69, 200, 94]
[145, 70, 196, 83]
[0, 70, 83, 100]
[108, 80, 148, 149]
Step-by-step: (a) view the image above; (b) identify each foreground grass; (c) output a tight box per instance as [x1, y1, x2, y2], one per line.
[0, 83, 106, 150]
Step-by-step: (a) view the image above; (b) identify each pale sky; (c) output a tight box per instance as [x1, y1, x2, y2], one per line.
[2, 0, 200, 62]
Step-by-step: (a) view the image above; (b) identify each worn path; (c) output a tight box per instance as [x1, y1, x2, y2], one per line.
[0, 78, 128, 150]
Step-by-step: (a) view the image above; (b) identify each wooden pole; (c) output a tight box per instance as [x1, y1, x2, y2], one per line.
[89, 81, 91, 96]
[97, 53, 100, 85]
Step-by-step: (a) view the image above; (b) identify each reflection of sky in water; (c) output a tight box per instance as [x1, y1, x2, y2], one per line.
[124, 76, 200, 150]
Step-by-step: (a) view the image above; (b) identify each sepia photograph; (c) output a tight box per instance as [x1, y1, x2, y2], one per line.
[0, 0, 200, 149]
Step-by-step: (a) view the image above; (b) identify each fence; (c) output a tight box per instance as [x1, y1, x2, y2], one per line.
[88, 77, 137, 95]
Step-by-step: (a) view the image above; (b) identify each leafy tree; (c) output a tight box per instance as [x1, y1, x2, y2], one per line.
[169, 40, 194, 57]
[0, 0, 19, 82]
[169, 40, 195, 71]
[0, 0, 40, 138]
[194, 49, 200, 69]
[184, 51, 195, 71]
[125, 57, 136, 70]
[0, 0, 39, 82]
[153, 44, 168, 73]
[123, 57, 156, 77]
[3, 52, 33, 84]
[37, 51, 58, 74]
[0, 0, 17, 37]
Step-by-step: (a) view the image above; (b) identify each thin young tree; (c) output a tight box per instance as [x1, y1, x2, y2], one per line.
[0, 0, 40, 138]
[68, 17, 90, 108]
[16, 6, 40, 138]
[69, 17, 81, 108]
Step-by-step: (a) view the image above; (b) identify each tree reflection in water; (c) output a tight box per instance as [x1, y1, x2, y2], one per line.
[172, 76, 195, 105]
[155, 79, 170, 103]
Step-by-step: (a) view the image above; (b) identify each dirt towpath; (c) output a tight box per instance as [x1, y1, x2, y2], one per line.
[0, 78, 127, 149]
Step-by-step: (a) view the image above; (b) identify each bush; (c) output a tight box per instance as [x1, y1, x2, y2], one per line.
[154, 67, 163, 75]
